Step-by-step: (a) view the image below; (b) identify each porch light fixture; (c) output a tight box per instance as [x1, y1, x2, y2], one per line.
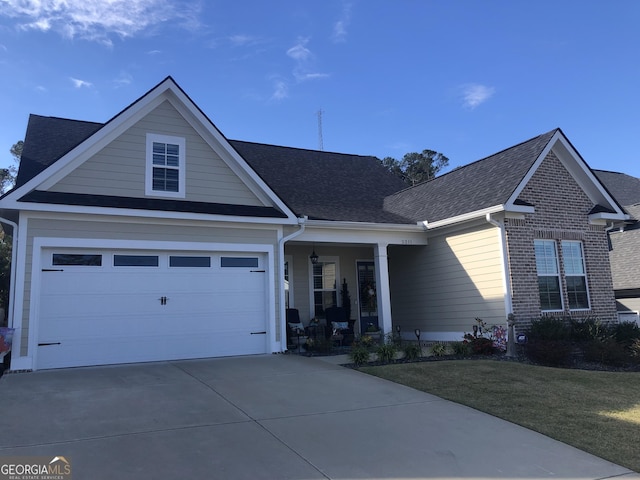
[414, 328, 421, 344]
[309, 247, 319, 265]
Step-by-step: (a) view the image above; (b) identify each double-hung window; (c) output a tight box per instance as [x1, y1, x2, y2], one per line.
[561, 241, 589, 310]
[311, 257, 338, 319]
[534, 239, 590, 312]
[146, 133, 185, 198]
[534, 240, 562, 311]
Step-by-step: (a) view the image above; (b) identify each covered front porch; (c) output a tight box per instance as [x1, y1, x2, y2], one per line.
[280, 222, 429, 349]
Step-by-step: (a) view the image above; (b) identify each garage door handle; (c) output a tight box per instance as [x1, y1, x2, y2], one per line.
[42, 269, 64, 272]
[251, 331, 267, 335]
[38, 342, 61, 346]
[251, 270, 266, 273]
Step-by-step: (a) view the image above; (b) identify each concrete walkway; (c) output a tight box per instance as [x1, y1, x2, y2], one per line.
[0, 354, 637, 479]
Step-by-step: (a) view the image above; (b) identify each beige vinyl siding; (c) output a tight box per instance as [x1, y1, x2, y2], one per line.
[49, 100, 265, 206]
[19, 215, 281, 355]
[389, 223, 506, 334]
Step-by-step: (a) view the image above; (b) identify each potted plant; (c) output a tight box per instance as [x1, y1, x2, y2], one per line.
[363, 322, 381, 340]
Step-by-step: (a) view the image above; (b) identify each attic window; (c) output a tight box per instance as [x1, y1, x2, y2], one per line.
[146, 133, 185, 198]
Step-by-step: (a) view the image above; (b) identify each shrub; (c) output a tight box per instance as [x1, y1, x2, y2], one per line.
[630, 339, 640, 360]
[469, 337, 494, 355]
[430, 343, 447, 357]
[402, 343, 422, 361]
[613, 321, 640, 344]
[583, 340, 631, 367]
[356, 335, 377, 349]
[376, 343, 397, 364]
[525, 340, 573, 367]
[529, 317, 570, 341]
[349, 344, 371, 366]
[570, 317, 610, 342]
[451, 341, 471, 356]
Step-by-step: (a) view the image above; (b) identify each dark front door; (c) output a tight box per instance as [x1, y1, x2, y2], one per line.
[357, 261, 378, 334]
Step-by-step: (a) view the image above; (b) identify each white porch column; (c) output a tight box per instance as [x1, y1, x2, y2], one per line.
[374, 242, 393, 336]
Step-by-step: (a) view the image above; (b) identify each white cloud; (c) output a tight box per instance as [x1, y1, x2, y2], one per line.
[0, 0, 201, 44]
[271, 80, 288, 101]
[461, 84, 495, 109]
[228, 34, 262, 47]
[113, 72, 133, 87]
[332, 3, 352, 43]
[297, 72, 330, 81]
[286, 37, 329, 83]
[70, 77, 92, 88]
[287, 37, 312, 61]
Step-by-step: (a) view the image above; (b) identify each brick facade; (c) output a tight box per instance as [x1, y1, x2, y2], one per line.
[504, 152, 617, 330]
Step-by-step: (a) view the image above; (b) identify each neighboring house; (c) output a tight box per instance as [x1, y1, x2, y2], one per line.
[0, 77, 628, 370]
[594, 170, 640, 323]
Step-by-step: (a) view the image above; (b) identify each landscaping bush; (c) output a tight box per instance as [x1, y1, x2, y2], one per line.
[402, 343, 422, 361]
[430, 343, 447, 357]
[529, 317, 570, 341]
[570, 317, 610, 342]
[583, 339, 631, 367]
[349, 344, 371, 366]
[630, 339, 640, 361]
[451, 341, 472, 356]
[375, 342, 397, 364]
[469, 337, 494, 355]
[612, 321, 640, 344]
[525, 340, 573, 367]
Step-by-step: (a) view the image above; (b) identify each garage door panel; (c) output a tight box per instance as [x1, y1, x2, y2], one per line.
[37, 249, 270, 369]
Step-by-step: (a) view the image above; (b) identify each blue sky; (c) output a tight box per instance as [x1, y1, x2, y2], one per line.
[1, 0, 639, 179]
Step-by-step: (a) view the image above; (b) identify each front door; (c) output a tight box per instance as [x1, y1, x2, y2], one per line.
[357, 261, 378, 334]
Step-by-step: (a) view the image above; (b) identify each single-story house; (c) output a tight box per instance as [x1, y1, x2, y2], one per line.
[594, 170, 640, 323]
[0, 77, 628, 370]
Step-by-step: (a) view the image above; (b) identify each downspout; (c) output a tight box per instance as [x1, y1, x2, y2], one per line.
[277, 216, 307, 351]
[0, 217, 18, 330]
[486, 213, 513, 316]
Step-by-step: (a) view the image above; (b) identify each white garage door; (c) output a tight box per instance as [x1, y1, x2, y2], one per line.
[36, 249, 269, 369]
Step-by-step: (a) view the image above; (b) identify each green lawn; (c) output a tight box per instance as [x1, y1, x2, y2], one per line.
[361, 360, 640, 473]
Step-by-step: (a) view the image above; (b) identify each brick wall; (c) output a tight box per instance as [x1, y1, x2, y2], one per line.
[504, 151, 617, 330]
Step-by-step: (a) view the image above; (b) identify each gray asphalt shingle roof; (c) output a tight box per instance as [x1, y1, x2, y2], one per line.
[383, 129, 558, 223]
[229, 140, 411, 223]
[593, 170, 640, 208]
[16, 115, 103, 188]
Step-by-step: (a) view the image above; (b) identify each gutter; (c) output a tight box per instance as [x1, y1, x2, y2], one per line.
[277, 216, 307, 351]
[423, 205, 505, 230]
[305, 219, 426, 232]
[486, 213, 513, 317]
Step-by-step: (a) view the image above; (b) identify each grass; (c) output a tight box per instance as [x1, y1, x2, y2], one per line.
[361, 359, 640, 472]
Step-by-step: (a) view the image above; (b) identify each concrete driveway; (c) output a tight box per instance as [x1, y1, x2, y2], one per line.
[0, 354, 637, 480]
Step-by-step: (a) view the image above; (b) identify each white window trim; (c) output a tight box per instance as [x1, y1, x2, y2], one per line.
[308, 255, 340, 321]
[561, 240, 591, 311]
[145, 133, 186, 198]
[535, 239, 564, 313]
[284, 255, 294, 309]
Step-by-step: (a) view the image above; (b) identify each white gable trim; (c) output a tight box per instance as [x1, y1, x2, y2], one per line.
[505, 130, 626, 220]
[6, 78, 297, 222]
